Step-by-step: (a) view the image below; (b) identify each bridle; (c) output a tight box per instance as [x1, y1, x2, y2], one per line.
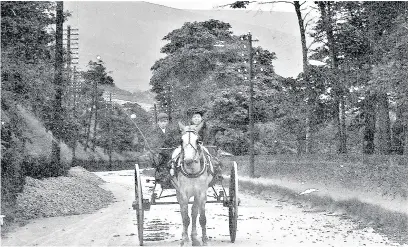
[179, 129, 206, 178]
[180, 129, 201, 164]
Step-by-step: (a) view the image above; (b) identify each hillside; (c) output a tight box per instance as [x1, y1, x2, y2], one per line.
[19, 106, 139, 162]
[188, 9, 300, 36]
[64, 1, 302, 92]
[100, 84, 155, 111]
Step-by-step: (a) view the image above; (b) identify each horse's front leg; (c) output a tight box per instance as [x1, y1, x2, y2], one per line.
[198, 192, 209, 246]
[191, 199, 201, 246]
[178, 194, 190, 246]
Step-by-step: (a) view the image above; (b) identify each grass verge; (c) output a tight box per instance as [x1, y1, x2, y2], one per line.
[238, 179, 408, 245]
[220, 155, 408, 245]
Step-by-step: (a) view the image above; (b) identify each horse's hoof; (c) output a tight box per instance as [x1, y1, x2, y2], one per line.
[192, 239, 201, 246]
[202, 237, 208, 246]
[180, 239, 190, 246]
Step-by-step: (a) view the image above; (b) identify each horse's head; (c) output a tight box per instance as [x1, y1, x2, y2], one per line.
[178, 121, 203, 171]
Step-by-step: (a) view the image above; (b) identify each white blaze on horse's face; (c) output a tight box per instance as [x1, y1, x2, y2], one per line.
[178, 121, 203, 166]
[182, 130, 198, 164]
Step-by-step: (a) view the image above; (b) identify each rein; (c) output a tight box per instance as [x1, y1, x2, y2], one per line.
[181, 129, 199, 157]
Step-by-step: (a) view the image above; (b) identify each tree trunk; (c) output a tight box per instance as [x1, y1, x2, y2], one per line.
[391, 103, 404, 154]
[92, 103, 98, 151]
[296, 133, 305, 155]
[51, 1, 64, 174]
[92, 78, 98, 151]
[294, 1, 312, 153]
[363, 92, 376, 154]
[377, 93, 391, 154]
[84, 107, 93, 151]
[404, 125, 408, 155]
[340, 96, 347, 153]
[318, 1, 347, 153]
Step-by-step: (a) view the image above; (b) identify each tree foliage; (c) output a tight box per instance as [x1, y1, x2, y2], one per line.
[151, 19, 284, 154]
[150, 2, 408, 155]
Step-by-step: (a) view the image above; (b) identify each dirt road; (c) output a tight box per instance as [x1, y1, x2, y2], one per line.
[2, 169, 405, 246]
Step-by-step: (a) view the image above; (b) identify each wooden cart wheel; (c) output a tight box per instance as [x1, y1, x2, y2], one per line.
[134, 164, 144, 246]
[229, 161, 239, 243]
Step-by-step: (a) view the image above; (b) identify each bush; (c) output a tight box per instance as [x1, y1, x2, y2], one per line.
[23, 154, 70, 179]
[1, 136, 26, 222]
[1, 101, 27, 223]
[215, 128, 248, 155]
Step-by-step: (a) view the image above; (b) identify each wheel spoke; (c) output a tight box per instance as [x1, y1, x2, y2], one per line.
[135, 164, 144, 246]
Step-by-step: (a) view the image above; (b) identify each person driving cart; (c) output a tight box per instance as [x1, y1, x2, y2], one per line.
[150, 112, 179, 184]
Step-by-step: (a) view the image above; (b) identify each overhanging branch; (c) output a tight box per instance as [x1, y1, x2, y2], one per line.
[257, 1, 294, 6]
[215, 1, 258, 8]
[306, 37, 318, 50]
[304, 17, 315, 29]
[302, 8, 314, 22]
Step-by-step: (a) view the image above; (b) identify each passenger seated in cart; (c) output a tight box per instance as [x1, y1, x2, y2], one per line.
[172, 107, 224, 185]
[150, 112, 179, 185]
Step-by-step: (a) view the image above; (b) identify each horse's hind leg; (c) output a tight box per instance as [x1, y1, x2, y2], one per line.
[191, 199, 201, 246]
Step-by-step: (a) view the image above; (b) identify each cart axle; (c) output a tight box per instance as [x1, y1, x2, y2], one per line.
[132, 199, 224, 208]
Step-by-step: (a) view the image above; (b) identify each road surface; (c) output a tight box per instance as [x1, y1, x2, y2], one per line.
[2, 169, 405, 246]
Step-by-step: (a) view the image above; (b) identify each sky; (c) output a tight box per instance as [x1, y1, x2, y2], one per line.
[63, 0, 305, 91]
[142, 0, 295, 11]
[65, 0, 295, 12]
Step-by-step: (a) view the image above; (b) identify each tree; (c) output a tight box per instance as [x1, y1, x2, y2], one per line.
[150, 18, 283, 155]
[370, 13, 408, 154]
[208, 44, 281, 154]
[80, 60, 114, 150]
[150, 20, 234, 120]
[1, 2, 56, 112]
[315, 1, 347, 153]
[1, 1, 63, 215]
[225, 1, 318, 153]
[333, 2, 407, 154]
[122, 102, 153, 151]
[97, 104, 135, 153]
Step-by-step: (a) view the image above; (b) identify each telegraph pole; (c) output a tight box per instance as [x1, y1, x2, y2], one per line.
[67, 25, 71, 79]
[108, 92, 113, 170]
[248, 32, 255, 178]
[65, 25, 79, 163]
[64, 25, 79, 108]
[51, 1, 64, 172]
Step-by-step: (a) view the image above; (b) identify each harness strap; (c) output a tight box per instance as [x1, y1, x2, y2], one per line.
[179, 153, 207, 178]
[173, 129, 214, 179]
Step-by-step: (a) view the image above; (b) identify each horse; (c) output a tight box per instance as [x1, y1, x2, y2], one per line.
[170, 121, 214, 246]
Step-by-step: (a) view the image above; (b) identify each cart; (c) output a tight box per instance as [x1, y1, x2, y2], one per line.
[131, 151, 239, 246]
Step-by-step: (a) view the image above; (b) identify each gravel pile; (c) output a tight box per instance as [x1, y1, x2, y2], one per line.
[14, 167, 114, 220]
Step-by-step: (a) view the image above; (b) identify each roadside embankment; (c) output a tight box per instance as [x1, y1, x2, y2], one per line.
[15, 166, 114, 220]
[221, 155, 408, 244]
[1, 167, 114, 235]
